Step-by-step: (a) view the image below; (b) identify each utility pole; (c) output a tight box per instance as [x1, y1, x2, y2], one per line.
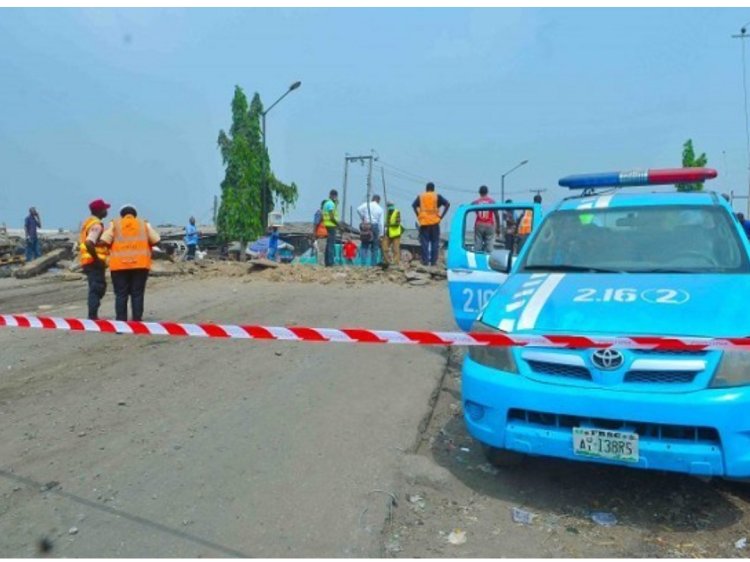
[731, 190, 748, 212]
[366, 150, 374, 203]
[341, 154, 349, 224]
[529, 188, 547, 199]
[213, 195, 218, 225]
[342, 152, 378, 225]
[733, 25, 750, 216]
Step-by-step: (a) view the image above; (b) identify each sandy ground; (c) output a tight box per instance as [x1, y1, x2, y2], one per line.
[388, 353, 750, 558]
[4, 265, 750, 558]
[0, 270, 452, 557]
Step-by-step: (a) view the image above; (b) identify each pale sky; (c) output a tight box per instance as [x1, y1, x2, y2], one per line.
[2, 8, 750, 230]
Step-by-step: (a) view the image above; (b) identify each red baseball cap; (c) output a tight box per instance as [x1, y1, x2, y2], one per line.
[89, 199, 111, 213]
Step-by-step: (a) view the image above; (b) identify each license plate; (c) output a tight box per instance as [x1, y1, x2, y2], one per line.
[573, 427, 639, 463]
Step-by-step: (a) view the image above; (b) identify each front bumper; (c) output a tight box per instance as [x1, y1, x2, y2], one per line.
[462, 356, 750, 477]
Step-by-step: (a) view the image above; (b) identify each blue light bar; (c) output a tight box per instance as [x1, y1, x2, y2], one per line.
[559, 170, 651, 188]
[559, 168, 717, 189]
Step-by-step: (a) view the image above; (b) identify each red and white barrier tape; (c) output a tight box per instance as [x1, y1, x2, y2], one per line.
[1, 314, 748, 351]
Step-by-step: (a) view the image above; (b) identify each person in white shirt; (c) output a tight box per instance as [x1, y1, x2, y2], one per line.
[356, 195, 385, 266]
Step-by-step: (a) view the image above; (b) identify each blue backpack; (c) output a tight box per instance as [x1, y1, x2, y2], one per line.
[314, 209, 322, 226]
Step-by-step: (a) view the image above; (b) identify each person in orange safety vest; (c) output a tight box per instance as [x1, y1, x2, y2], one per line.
[100, 205, 161, 322]
[517, 193, 542, 251]
[412, 182, 450, 266]
[79, 198, 112, 320]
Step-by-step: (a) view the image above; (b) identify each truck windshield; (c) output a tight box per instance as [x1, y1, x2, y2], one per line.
[521, 205, 750, 273]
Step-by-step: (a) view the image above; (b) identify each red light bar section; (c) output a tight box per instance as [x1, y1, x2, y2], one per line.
[647, 168, 718, 185]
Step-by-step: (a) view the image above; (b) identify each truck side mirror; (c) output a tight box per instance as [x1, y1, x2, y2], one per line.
[489, 249, 512, 273]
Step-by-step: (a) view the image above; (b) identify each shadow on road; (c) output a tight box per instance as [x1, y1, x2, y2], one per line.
[0, 468, 250, 558]
[431, 414, 744, 533]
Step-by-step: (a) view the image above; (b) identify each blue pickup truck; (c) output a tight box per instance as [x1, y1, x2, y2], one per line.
[447, 168, 750, 478]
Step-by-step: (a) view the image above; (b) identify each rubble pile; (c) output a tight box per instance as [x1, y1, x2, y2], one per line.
[258, 262, 446, 286]
[147, 259, 447, 286]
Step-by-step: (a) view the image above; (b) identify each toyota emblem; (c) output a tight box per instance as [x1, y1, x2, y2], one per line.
[591, 349, 624, 370]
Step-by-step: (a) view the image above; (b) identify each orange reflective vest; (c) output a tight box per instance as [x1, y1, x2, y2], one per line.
[418, 192, 440, 226]
[79, 216, 109, 266]
[109, 215, 152, 271]
[518, 210, 533, 236]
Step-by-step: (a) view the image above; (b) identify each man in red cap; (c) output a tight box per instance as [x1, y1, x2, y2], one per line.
[79, 199, 111, 320]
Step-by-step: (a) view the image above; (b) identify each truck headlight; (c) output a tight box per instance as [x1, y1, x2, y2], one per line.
[710, 351, 750, 388]
[468, 321, 519, 374]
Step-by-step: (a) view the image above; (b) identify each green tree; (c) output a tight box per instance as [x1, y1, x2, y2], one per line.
[216, 87, 298, 249]
[675, 139, 708, 192]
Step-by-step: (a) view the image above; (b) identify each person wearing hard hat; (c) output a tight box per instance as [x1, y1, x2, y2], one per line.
[79, 199, 111, 320]
[100, 205, 161, 322]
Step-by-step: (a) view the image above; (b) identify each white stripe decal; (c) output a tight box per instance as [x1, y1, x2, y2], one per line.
[577, 201, 594, 209]
[595, 195, 613, 208]
[505, 301, 526, 313]
[516, 274, 565, 331]
[498, 318, 516, 332]
[467, 252, 477, 268]
[447, 270, 506, 284]
[513, 289, 535, 299]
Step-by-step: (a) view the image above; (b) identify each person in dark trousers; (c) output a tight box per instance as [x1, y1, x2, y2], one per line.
[413, 182, 450, 266]
[502, 198, 517, 254]
[737, 212, 750, 239]
[185, 216, 199, 260]
[24, 207, 42, 262]
[78, 199, 111, 320]
[322, 189, 339, 267]
[100, 205, 161, 322]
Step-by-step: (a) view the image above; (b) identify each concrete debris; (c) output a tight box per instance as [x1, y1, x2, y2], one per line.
[14, 248, 68, 279]
[511, 506, 536, 525]
[68, 527, 78, 535]
[736, 537, 747, 549]
[447, 529, 467, 545]
[591, 511, 618, 527]
[404, 271, 429, 282]
[248, 258, 280, 270]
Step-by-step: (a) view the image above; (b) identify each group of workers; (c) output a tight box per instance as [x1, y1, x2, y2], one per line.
[78, 199, 161, 321]
[314, 189, 404, 267]
[471, 186, 540, 255]
[313, 181, 540, 267]
[33, 183, 532, 324]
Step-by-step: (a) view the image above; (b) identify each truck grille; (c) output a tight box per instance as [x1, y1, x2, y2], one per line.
[623, 370, 697, 384]
[527, 360, 592, 381]
[508, 408, 720, 444]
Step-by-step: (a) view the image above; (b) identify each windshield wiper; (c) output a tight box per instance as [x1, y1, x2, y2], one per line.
[630, 268, 710, 274]
[523, 264, 622, 273]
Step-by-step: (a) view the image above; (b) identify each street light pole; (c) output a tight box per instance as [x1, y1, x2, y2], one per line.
[260, 80, 302, 230]
[500, 159, 529, 202]
[733, 24, 750, 217]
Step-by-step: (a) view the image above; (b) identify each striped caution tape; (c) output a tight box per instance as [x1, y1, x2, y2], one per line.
[1, 314, 749, 351]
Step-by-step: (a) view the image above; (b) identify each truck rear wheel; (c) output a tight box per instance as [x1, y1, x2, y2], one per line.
[483, 445, 525, 468]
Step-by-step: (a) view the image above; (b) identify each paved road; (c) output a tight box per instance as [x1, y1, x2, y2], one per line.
[0, 275, 453, 557]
